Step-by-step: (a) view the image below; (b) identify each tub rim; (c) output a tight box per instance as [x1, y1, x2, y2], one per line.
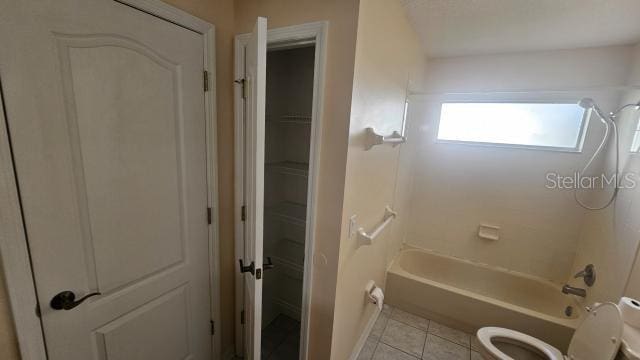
[388, 246, 583, 329]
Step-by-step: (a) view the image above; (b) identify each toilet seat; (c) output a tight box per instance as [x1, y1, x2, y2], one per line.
[477, 303, 623, 360]
[477, 327, 564, 359]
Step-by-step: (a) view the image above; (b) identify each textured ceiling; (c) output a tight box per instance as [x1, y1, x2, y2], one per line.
[401, 0, 640, 57]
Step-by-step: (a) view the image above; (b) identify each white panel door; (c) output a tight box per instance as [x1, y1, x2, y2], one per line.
[0, 1, 212, 359]
[242, 17, 267, 360]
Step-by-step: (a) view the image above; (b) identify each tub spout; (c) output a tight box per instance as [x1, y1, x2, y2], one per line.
[562, 284, 586, 297]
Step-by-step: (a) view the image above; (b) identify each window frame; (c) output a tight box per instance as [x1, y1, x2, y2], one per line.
[435, 100, 590, 153]
[630, 121, 640, 153]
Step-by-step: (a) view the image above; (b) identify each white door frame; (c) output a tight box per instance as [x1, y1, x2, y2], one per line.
[233, 21, 328, 359]
[0, 1, 221, 359]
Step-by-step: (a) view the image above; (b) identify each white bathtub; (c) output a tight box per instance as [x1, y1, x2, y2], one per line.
[386, 248, 581, 351]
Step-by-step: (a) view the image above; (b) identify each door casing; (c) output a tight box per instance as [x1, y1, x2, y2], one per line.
[0, 1, 221, 359]
[233, 21, 328, 360]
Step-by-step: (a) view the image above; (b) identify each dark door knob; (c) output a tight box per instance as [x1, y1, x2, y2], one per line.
[50, 290, 101, 310]
[239, 259, 255, 275]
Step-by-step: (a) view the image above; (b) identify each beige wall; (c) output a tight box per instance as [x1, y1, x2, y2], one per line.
[625, 183, 640, 298]
[403, 43, 640, 304]
[234, 1, 360, 358]
[425, 45, 633, 93]
[405, 98, 586, 282]
[626, 76, 640, 302]
[330, 1, 425, 359]
[583, 43, 640, 305]
[0, 267, 19, 360]
[158, 0, 237, 355]
[573, 86, 640, 304]
[626, 254, 640, 299]
[403, 45, 636, 283]
[404, 94, 619, 282]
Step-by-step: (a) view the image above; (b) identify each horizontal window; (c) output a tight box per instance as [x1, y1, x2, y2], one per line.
[437, 102, 588, 151]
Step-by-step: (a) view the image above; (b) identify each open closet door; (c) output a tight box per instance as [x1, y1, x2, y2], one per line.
[243, 16, 267, 360]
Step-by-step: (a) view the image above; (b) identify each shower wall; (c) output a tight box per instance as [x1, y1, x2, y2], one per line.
[403, 45, 636, 283]
[569, 43, 640, 305]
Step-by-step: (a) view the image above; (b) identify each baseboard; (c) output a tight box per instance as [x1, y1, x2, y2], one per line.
[348, 307, 381, 360]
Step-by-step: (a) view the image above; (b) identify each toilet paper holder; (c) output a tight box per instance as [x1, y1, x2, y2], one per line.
[365, 280, 384, 307]
[365, 281, 377, 303]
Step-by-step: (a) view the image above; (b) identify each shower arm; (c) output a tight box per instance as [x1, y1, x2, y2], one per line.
[610, 102, 640, 118]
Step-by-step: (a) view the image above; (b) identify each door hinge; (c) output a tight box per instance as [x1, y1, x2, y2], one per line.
[207, 207, 212, 225]
[204, 70, 210, 92]
[234, 78, 246, 99]
[240, 310, 245, 325]
[35, 304, 41, 318]
[241, 205, 246, 222]
[210, 320, 215, 335]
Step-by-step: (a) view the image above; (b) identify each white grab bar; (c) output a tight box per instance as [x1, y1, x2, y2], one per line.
[358, 206, 397, 245]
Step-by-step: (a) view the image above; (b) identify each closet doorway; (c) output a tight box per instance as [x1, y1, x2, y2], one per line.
[234, 22, 327, 360]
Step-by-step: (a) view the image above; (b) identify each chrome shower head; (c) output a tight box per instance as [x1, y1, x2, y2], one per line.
[578, 97, 608, 121]
[578, 98, 595, 109]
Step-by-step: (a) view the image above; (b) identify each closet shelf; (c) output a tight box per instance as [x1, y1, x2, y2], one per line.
[274, 238, 305, 265]
[270, 255, 304, 274]
[272, 297, 302, 319]
[280, 115, 311, 122]
[266, 161, 309, 176]
[265, 201, 307, 226]
[281, 236, 305, 246]
[266, 115, 312, 124]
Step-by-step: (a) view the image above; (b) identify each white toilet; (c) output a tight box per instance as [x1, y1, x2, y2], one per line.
[476, 302, 623, 360]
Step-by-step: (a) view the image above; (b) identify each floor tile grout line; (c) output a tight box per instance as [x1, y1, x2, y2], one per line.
[265, 330, 290, 360]
[420, 327, 428, 359]
[370, 341, 380, 360]
[375, 333, 476, 360]
[263, 316, 301, 360]
[422, 333, 472, 359]
[428, 332, 472, 349]
[377, 340, 420, 360]
[383, 308, 478, 357]
[377, 326, 470, 358]
[381, 313, 426, 358]
[388, 313, 431, 333]
[388, 315, 473, 350]
[378, 329, 424, 360]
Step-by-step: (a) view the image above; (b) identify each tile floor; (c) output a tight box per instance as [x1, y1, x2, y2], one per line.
[358, 305, 482, 360]
[261, 314, 301, 360]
